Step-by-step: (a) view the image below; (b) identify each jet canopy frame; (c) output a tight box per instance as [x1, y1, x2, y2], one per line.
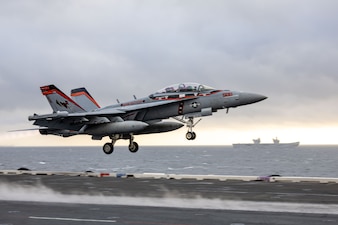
[154, 83, 215, 94]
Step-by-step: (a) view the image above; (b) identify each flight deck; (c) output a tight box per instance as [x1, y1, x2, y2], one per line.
[1, 170, 338, 225]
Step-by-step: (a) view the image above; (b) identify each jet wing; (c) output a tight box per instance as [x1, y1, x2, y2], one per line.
[28, 108, 126, 121]
[29, 98, 192, 130]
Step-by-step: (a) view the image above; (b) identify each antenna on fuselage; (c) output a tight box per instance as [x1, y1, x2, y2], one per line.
[116, 99, 120, 103]
[133, 95, 137, 100]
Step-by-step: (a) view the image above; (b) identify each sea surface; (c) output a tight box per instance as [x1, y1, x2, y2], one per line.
[1, 145, 338, 177]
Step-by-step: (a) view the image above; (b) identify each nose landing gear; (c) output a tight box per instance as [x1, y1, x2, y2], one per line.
[186, 131, 196, 140]
[185, 117, 199, 140]
[173, 116, 201, 141]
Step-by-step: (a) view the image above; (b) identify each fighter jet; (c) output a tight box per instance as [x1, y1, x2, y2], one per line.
[28, 82, 267, 155]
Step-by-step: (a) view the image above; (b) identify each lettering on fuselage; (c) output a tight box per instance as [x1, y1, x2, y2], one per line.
[223, 92, 233, 97]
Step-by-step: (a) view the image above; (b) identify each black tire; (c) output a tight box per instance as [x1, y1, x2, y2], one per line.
[128, 142, 139, 153]
[186, 132, 193, 140]
[186, 132, 197, 140]
[103, 143, 114, 154]
[191, 132, 196, 140]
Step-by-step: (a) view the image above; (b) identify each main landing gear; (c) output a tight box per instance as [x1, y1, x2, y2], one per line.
[102, 134, 139, 155]
[174, 116, 201, 141]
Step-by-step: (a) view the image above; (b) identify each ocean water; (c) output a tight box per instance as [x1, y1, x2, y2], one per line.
[0, 145, 338, 177]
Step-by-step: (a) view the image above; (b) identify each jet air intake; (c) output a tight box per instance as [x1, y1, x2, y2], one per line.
[85, 121, 148, 136]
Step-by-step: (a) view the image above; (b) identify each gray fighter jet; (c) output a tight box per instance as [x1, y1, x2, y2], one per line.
[29, 82, 267, 154]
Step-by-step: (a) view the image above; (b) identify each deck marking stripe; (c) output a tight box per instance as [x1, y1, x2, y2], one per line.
[29, 216, 116, 223]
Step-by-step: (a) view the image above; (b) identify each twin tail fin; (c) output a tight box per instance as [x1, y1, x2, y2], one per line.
[40, 85, 100, 113]
[71, 87, 100, 111]
[40, 85, 85, 113]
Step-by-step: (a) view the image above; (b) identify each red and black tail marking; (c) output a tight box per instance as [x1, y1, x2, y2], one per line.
[40, 85, 85, 113]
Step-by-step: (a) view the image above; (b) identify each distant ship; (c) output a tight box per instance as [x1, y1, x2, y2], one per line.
[232, 138, 299, 148]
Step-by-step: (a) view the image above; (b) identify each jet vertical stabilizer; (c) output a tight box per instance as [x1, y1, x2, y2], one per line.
[71, 87, 100, 111]
[40, 85, 85, 113]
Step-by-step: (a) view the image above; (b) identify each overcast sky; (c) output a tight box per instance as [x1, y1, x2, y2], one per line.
[1, 0, 338, 146]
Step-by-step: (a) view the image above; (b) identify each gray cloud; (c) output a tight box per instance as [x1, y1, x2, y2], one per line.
[1, 0, 338, 140]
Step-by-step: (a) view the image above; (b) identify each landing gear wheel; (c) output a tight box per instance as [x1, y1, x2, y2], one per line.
[103, 143, 114, 154]
[128, 142, 139, 153]
[186, 132, 196, 140]
[191, 132, 196, 140]
[173, 116, 200, 141]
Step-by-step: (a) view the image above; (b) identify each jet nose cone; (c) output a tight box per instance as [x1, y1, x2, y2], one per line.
[239, 92, 267, 105]
[251, 93, 268, 103]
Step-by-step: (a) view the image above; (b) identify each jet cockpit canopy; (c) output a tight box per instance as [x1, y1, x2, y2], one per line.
[155, 82, 215, 94]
